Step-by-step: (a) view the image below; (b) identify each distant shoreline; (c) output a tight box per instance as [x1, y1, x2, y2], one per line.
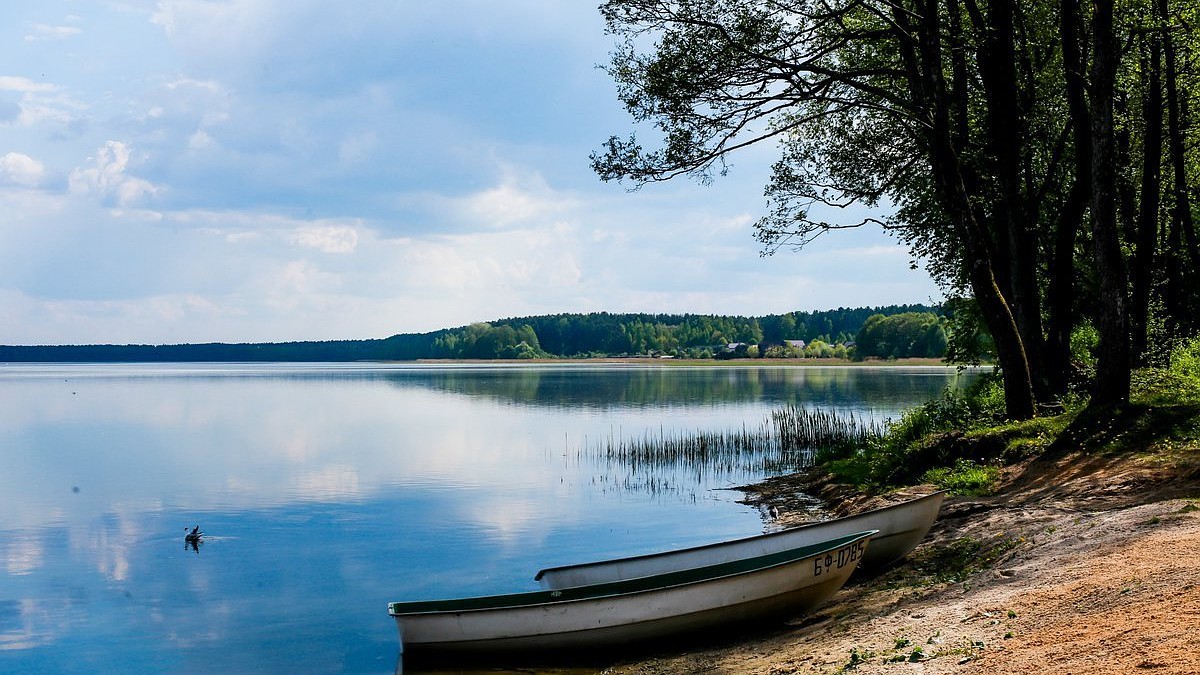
[0, 357, 970, 367]
[411, 357, 962, 367]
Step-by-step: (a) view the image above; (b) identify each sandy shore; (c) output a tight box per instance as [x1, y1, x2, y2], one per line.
[591, 446, 1200, 675]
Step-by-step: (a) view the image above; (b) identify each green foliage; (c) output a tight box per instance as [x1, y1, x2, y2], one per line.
[1069, 321, 1100, 391]
[805, 339, 835, 358]
[854, 312, 948, 360]
[942, 297, 995, 366]
[477, 305, 939, 358]
[838, 647, 876, 673]
[760, 313, 797, 343]
[1170, 337, 1200, 380]
[818, 374, 1006, 487]
[888, 375, 1006, 442]
[921, 460, 999, 496]
[1071, 322, 1100, 369]
[1131, 337, 1200, 405]
[431, 322, 547, 360]
[763, 343, 804, 358]
[814, 336, 1200, 495]
[984, 413, 1076, 462]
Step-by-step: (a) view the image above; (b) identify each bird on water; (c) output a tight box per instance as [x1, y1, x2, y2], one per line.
[185, 525, 203, 552]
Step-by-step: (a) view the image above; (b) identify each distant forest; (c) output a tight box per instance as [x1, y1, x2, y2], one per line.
[0, 304, 945, 362]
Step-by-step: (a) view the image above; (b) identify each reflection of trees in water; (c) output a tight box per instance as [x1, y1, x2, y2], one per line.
[381, 366, 977, 412]
[579, 405, 885, 500]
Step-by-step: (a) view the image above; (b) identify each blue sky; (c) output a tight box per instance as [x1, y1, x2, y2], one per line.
[0, 1, 940, 345]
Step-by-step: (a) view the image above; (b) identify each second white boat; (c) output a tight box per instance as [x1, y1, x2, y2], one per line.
[536, 491, 944, 589]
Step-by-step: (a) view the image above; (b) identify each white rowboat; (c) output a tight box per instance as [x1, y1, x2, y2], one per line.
[388, 530, 875, 655]
[536, 491, 944, 590]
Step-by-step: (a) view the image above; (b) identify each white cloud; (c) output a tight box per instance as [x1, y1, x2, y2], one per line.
[164, 77, 223, 94]
[463, 184, 547, 228]
[158, 209, 362, 254]
[69, 141, 160, 207]
[453, 167, 578, 230]
[6, 90, 85, 128]
[25, 24, 83, 42]
[0, 289, 231, 345]
[188, 129, 214, 150]
[267, 259, 342, 306]
[0, 76, 56, 93]
[0, 152, 45, 187]
[288, 225, 358, 254]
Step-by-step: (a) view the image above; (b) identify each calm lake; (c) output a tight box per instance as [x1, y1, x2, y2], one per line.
[0, 363, 975, 673]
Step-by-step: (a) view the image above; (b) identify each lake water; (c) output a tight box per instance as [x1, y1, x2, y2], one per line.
[0, 363, 974, 673]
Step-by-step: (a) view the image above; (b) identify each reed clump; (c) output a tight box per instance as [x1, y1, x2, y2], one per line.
[770, 404, 883, 459]
[585, 404, 885, 481]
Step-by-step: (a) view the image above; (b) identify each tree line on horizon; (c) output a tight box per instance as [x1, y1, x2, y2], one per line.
[432, 305, 947, 359]
[0, 304, 947, 362]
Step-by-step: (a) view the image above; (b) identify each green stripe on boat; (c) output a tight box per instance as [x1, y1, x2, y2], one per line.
[388, 530, 875, 615]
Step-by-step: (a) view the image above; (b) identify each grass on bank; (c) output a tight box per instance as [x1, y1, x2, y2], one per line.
[818, 336, 1200, 496]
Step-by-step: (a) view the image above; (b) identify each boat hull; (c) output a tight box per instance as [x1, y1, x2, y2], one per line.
[536, 491, 944, 589]
[389, 530, 873, 655]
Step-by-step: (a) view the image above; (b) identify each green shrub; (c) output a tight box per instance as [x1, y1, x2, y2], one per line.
[1170, 337, 1200, 380]
[921, 459, 999, 496]
[1132, 337, 1200, 405]
[1070, 322, 1099, 369]
[818, 374, 1005, 488]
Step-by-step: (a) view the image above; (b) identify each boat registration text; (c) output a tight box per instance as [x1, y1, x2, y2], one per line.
[813, 540, 867, 577]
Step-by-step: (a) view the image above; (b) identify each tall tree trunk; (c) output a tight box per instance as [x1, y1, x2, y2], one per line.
[898, 0, 1037, 419]
[976, 0, 1048, 400]
[1133, 28, 1164, 359]
[1088, 0, 1132, 407]
[963, 245, 1039, 419]
[1161, 0, 1200, 335]
[1165, 191, 1185, 339]
[1115, 94, 1142, 246]
[1045, 0, 1091, 397]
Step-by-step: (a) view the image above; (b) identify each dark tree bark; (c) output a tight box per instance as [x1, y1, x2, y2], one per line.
[968, 0, 1047, 399]
[1132, 24, 1164, 359]
[1165, 181, 1186, 337]
[1044, 0, 1091, 397]
[909, 0, 1037, 419]
[1161, 0, 1200, 336]
[1088, 0, 1132, 407]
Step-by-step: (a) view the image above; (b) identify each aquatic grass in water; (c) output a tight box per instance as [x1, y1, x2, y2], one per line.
[770, 404, 883, 460]
[583, 404, 886, 490]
